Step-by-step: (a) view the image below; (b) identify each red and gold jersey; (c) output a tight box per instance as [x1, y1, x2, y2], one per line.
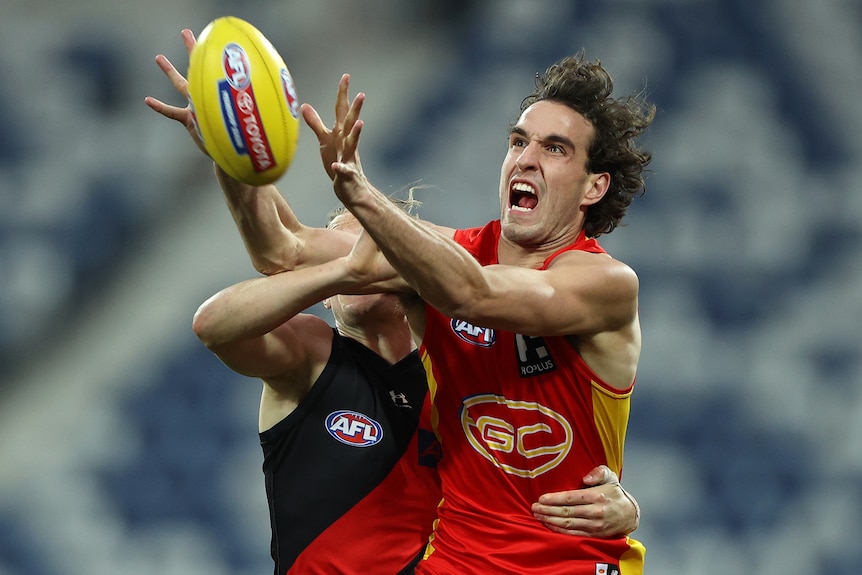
[415, 221, 645, 575]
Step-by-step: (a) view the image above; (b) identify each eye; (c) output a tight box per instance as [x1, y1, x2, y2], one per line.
[547, 143, 565, 154]
[508, 131, 529, 147]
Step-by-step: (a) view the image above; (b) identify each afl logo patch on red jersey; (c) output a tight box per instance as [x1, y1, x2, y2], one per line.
[325, 410, 384, 447]
[450, 318, 496, 347]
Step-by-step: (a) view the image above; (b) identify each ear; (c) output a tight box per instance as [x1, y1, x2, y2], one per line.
[582, 172, 610, 206]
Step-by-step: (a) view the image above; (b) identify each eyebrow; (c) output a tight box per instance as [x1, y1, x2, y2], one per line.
[509, 126, 576, 150]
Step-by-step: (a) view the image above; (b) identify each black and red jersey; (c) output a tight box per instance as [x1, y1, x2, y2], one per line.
[260, 330, 441, 574]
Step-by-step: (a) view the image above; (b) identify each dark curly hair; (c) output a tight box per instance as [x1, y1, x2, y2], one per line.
[519, 51, 656, 237]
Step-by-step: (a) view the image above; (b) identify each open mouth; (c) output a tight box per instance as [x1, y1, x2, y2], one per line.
[510, 181, 538, 212]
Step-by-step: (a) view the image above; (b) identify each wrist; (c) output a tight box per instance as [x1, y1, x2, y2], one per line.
[619, 486, 640, 534]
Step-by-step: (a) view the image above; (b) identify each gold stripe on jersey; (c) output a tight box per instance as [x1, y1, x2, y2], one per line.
[590, 379, 633, 476]
[421, 350, 442, 444]
[620, 537, 646, 574]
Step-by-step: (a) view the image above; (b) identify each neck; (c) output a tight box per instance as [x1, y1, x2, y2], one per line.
[497, 227, 584, 267]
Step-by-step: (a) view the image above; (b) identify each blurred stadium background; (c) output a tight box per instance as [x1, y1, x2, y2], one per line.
[1, 0, 860, 573]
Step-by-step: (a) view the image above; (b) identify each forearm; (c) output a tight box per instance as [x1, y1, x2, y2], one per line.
[216, 165, 354, 274]
[193, 258, 353, 348]
[216, 164, 303, 274]
[343, 182, 482, 317]
[532, 466, 640, 538]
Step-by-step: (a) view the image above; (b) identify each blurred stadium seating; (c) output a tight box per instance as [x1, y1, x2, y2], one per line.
[0, 1, 860, 574]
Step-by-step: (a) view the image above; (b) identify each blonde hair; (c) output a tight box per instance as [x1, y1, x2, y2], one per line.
[326, 185, 423, 227]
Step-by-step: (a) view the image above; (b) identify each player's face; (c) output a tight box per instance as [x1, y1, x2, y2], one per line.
[498, 100, 608, 248]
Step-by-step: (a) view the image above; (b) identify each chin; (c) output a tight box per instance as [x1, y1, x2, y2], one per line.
[500, 219, 538, 244]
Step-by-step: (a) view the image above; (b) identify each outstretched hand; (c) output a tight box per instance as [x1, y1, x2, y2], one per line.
[144, 29, 208, 157]
[326, 90, 368, 207]
[532, 465, 640, 538]
[301, 74, 365, 181]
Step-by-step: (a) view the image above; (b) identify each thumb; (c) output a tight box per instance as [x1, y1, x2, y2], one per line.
[301, 103, 327, 140]
[582, 465, 618, 486]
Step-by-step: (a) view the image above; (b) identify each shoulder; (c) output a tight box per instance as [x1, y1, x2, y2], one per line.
[426, 220, 458, 238]
[288, 312, 335, 333]
[251, 313, 335, 380]
[548, 251, 639, 317]
[554, 249, 638, 285]
[261, 314, 334, 402]
[280, 313, 336, 358]
[262, 312, 334, 350]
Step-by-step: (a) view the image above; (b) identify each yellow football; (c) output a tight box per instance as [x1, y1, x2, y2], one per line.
[187, 16, 300, 186]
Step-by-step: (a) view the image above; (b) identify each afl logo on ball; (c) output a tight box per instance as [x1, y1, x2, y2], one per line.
[222, 43, 251, 90]
[325, 410, 383, 447]
[280, 69, 299, 118]
[216, 42, 275, 174]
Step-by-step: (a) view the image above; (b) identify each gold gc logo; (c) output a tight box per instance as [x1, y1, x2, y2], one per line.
[460, 394, 573, 477]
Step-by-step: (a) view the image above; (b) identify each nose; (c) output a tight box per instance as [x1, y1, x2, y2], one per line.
[515, 140, 540, 171]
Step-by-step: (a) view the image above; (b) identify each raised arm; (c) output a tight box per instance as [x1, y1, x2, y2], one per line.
[330, 102, 640, 391]
[212, 165, 355, 274]
[192, 256, 354, 378]
[330, 124, 637, 337]
[146, 29, 359, 274]
[190, 222, 403, 432]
